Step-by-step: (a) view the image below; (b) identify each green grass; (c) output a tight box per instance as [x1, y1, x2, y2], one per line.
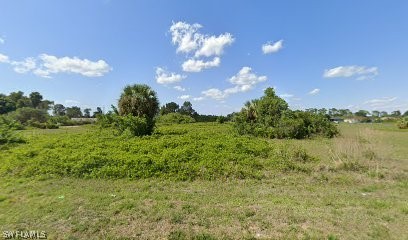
[0, 122, 407, 239]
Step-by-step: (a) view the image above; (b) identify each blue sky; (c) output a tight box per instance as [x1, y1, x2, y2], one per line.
[1, 0, 407, 115]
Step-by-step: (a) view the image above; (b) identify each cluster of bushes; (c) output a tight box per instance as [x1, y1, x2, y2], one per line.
[0, 116, 24, 145]
[98, 113, 152, 137]
[234, 88, 338, 139]
[157, 113, 196, 124]
[398, 118, 408, 129]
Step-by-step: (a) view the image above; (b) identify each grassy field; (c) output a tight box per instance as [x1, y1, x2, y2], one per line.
[0, 123, 407, 239]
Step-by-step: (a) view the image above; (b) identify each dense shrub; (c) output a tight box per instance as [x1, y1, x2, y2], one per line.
[234, 88, 338, 139]
[216, 116, 227, 124]
[397, 118, 408, 129]
[98, 113, 151, 137]
[9, 107, 48, 124]
[0, 116, 24, 145]
[157, 113, 196, 124]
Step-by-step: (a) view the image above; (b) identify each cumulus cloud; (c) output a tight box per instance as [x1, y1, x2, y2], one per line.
[280, 93, 294, 98]
[0, 53, 9, 63]
[262, 40, 284, 54]
[195, 33, 234, 57]
[323, 66, 378, 80]
[35, 54, 111, 77]
[11, 58, 36, 73]
[202, 67, 267, 100]
[178, 95, 190, 100]
[192, 97, 204, 101]
[173, 86, 186, 91]
[308, 88, 320, 95]
[169, 21, 234, 72]
[4, 54, 111, 78]
[155, 67, 186, 84]
[182, 57, 220, 72]
[169, 21, 203, 53]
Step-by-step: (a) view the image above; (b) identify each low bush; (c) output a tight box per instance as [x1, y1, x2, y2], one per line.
[9, 107, 48, 124]
[98, 113, 152, 136]
[157, 113, 196, 124]
[397, 118, 408, 129]
[216, 116, 227, 124]
[0, 116, 24, 145]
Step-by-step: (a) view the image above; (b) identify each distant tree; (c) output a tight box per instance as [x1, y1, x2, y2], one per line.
[403, 111, 408, 117]
[380, 111, 388, 117]
[318, 108, 328, 115]
[29, 92, 43, 109]
[355, 110, 369, 117]
[305, 108, 318, 114]
[391, 110, 401, 117]
[11, 107, 48, 124]
[339, 109, 352, 117]
[329, 108, 339, 117]
[93, 107, 103, 117]
[38, 100, 54, 110]
[160, 102, 179, 115]
[0, 96, 16, 114]
[179, 101, 196, 116]
[8, 91, 25, 103]
[371, 110, 380, 118]
[53, 104, 66, 116]
[66, 106, 82, 118]
[83, 108, 91, 118]
[16, 97, 32, 108]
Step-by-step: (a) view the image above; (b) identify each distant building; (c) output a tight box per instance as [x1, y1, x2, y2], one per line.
[330, 117, 344, 123]
[344, 118, 359, 124]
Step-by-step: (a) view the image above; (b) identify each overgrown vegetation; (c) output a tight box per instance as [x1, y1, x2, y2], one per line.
[234, 88, 338, 139]
[157, 112, 196, 124]
[0, 123, 316, 180]
[397, 117, 408, 129]
[0, 116, 24, 146]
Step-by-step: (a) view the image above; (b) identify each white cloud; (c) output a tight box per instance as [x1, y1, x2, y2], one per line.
[262, 40, 284, 54]
[169, 21, 202, 53]
[11, 58, 36, 73]
[308, 88, 320, 95]
[173, 86, 186, 91]
[202, 67, 267, 100]
[182, 57, 220, 72]
[155, 67, 186, 84]
[280, 93, 294, 98]
[178, 95, 190, 100]
[192, 97, 204, 101]
[1, 53, 111, 78]
[195, 33, 234, 57]
[364, 97, 397, 107]
[202, 88, 226, 101]
[0, 37, 4, 44]
[65, 99, 80, 105]
[35, 54, 111, 77]
[169, 21, 233, 73]
[0, 53, 9, 63]
[323, 66, 378, 80]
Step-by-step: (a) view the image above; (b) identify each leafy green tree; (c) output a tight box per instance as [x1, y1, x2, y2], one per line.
[179, 101, 196, 116]
[38, 100, 54, 110]
[29, 92, 43, 108]
[403, 111, 408, 117]
[391, 110, 401, 117]
[0, 96, 16, 114]
[355, 110, 369, 117]
[53, 104, 66, 116]
[380, 111, 388, 117]
[160, 102, 179, 115]
[83, 108, 91, 118]
[8, 91, 25, 103]
[66, 106, 82, 118]
[118, 84, 159, 134]
[372, 110, 380, 117]
[93, 107, 103, 117]
[10, 107, 48, 124]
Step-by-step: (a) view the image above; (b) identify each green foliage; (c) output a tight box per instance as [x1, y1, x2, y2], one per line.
[66, 106, 82, 118]
[234, 88, 338, 139]
[397, 118, 408, 129]
[9, 107, 48, 124]
[216, 116, 227, 124]
[0, 116, 24, 145]
[157, 113, 196, 124]
[0, 123, 316, 180]
[98, 113, 152, 136]
[117, 84, 159, 135]
[160, 102, 179, 115]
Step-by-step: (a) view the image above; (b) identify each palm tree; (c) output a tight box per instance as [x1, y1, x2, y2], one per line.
[118, 84, 159, 119]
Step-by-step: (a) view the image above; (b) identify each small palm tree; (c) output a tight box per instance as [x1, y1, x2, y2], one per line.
[118, 84, 159, 119]
[118, 84, 159, 134]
